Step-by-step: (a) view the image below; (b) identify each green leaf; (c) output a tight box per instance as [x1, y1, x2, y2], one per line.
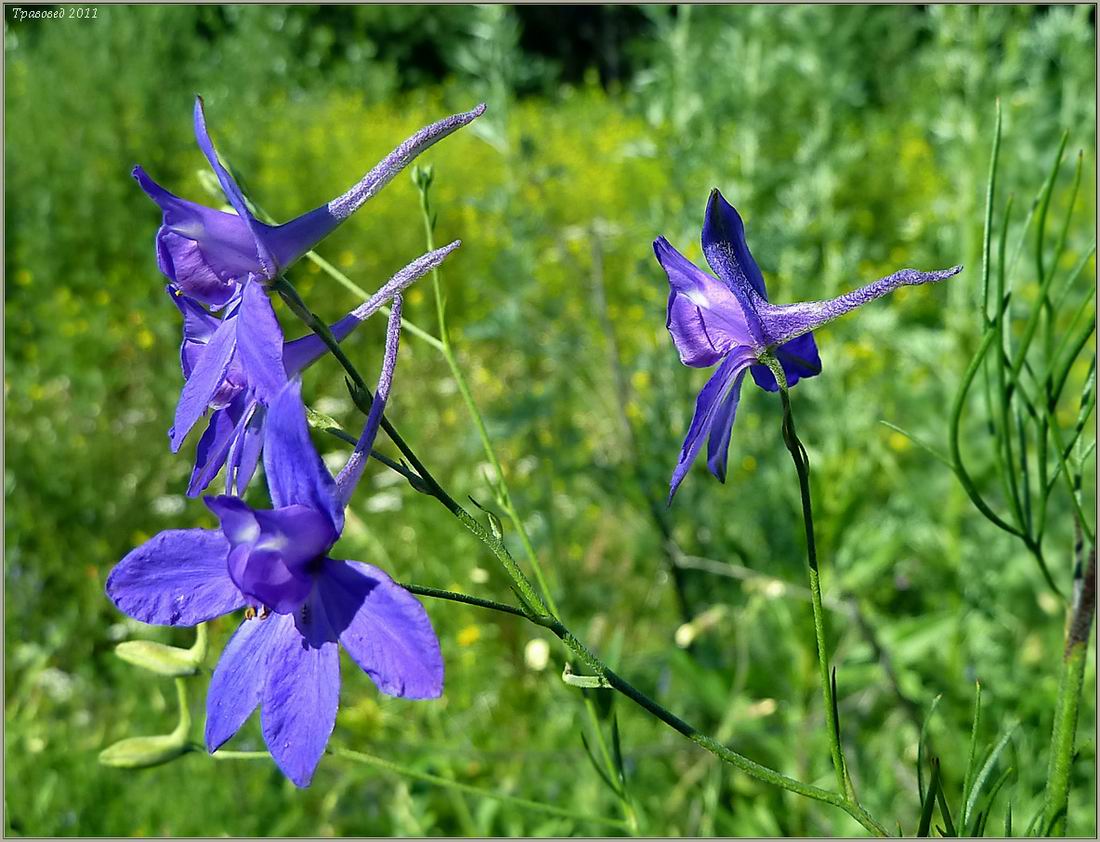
[610, 711, 626, 788]
[467, 495, 504, 541]
[578, 731, 620, 797]
[918, 755, 942, 836]
[878, 421, 954, 468]
[114, 640, 200, 677]
[936, 779, 957, 837]
[963, 723, 1018, 835]
[961, 681, 983, 824]
[969, 765, 1013, 837]
[918, 693, 944, 801]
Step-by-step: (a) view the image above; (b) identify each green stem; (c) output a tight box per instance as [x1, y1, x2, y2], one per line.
[280, 253, 886, 836]
[1042, 544, 1096, 835]
[763, 354, 852, 800]
[415, 172, 560, 615]
[206, 743, 626, 830]
[330, 746, 629, 830]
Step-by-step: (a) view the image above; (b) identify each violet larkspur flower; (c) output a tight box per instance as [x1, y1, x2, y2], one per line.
[134, 96, 485, 307]
[106, 320, 435, 787]
[173, 243, 458, 496]
[655, 189, 962, 501]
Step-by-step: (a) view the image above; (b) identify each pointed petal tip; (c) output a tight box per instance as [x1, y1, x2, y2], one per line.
[705, 187, 736, 215]
[470, 102, 488, 118]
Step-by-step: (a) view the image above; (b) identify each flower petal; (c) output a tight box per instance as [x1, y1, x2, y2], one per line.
[227, 401, 265, 497]
[758, 265, 963, 347]
[666, 291, 730, 368]
[205, 613, 286, 752]
[260, 206, 340, 271]
[168, 285, 219, 378]
[327, 104, 486, 220]
[170, 311, 238, 452]
[236, 281, 288, 404]
[263, 379, 343, 531]
[749, 332, 823, 392]
[669, 346, 756, 503]
[186, 399, 245, 497]
[653, 237, 757, 348]
[261, 602, 340, 788]
[192, 97, 274, 277]
[706, 372, 749, 483]
[318, 559, 443, 699]
[106, 529, 242, 625]
[135, 167, 262, 306]
[701, 188, 769, 300]
[205, 496, 330, 615]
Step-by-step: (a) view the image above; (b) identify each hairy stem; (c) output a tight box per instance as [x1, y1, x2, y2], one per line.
[1043, 541, 1096, 834]
[763, 353, 853, 800]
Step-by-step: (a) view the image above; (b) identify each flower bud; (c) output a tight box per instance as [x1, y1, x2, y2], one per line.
[98, 733, 191, 769]
[114, 640, 201, 677]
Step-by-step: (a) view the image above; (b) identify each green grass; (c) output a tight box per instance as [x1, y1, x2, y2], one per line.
[4, 5, 1096, 836]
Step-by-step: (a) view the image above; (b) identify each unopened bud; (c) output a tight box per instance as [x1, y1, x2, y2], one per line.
[99, 733, 191, 769]
[115, 640, 200, 677]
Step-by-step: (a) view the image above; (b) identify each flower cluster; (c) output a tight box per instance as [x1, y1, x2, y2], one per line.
[654, 189, 961, 501]
[106, 96, 484, 786]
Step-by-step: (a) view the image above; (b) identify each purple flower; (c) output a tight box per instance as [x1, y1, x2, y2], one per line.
[172, 243, 458, 497]
[106, 316, 438, 787]
[655, 189, 962, 501]
[134, 96, 485, 307]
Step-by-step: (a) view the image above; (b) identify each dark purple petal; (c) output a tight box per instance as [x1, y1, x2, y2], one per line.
[701, 189, 769, 300]
[170, 313, 238, 452]
[227, 401, 265, 497]
[749, 332, 823, 392]
[653, 237, 758, 347]
[319, 559, 443, 699]
[205, 613, 286, 752]
[186, 399, 245, 498]
[706, 370, 749, 483]
[236, 281, 288, 404]
[106, 529, 242, 625]
[757, 265, 963, 347]
[263, 379, 343, 532]
[156, 231, 241, 308]
[669, 346, 756, 503]
[262, 601, 340, 788]
[192, 97, 275, 278]
[205, 496, 333, 615]
[327, 105, 486, 220]
[334, 296, 402, 505]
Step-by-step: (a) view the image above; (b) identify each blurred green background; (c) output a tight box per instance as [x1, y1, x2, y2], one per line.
[4, 4, 1096, 836]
